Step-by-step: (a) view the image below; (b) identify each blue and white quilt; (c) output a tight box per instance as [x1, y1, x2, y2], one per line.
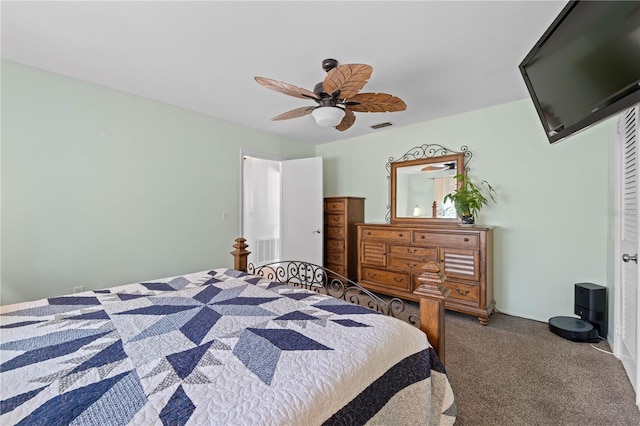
[0, 269, 456, 425]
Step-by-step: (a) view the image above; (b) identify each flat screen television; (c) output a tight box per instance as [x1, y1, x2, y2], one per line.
[519, 1, 640, 144]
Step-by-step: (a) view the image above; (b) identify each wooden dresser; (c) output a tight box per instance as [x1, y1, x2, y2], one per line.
[357, 223, 494, 324]
[324, 197, 365, 281]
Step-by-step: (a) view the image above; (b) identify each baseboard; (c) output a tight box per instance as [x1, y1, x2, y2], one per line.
[497, 309, 618, 350]
[607, 335, 615, 353]
[493, 308, 549, 324]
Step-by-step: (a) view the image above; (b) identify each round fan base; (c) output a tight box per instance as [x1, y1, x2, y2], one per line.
[322, 58, 338, 72]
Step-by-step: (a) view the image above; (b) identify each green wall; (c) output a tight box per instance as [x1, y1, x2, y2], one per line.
[317, 99, 614, 323]
[1, 60, 314, 305]
[1, 59, 616, 327]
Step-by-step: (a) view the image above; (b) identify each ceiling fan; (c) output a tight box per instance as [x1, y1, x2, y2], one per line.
[254, 58, 406, 131]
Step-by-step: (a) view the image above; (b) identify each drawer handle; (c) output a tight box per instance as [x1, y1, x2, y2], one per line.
[367, 232, 371, 236]
[398, 233, 403, 237]
[405, 262, 418, 268]
[455, 287, 470, 296]
[393, 277, 404, 282]
[420, 235, 425, 239]
[464, 238, 469, 242]
[367, 272, 377, 278]
[407, 248, 417, 253]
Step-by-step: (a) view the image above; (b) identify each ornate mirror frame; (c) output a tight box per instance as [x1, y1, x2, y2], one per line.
[386, 144, 472, 224]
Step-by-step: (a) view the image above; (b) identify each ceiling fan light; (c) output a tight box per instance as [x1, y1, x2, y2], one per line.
[312, 107, 345, 127]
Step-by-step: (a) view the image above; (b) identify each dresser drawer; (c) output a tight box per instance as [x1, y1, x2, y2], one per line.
[443, 281, 480, 305]
[388, 256, 431, 271]
[326, 251, 345, 265]
[326, 263, 346, 277]
[326, 239, 344, 251]
[361, 267, 410, 291]
[325, 213, 345, 226]
[324, 199, 346, 212]
[413, 231, 479, 249]
[325, 225, 345, 239]
[360, 227, 410, 242]
[388, 245, 437, 260]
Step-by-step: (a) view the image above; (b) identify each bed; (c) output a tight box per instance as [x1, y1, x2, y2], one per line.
[0, 239, 456, 425]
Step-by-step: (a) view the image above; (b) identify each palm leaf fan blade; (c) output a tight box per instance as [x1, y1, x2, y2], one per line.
[254, 77, 319, 100]
[271, 106, 316, 121]
[347, 93, 407, 113]
[323, 64, 372, 99]
[335, 108, 356, 131]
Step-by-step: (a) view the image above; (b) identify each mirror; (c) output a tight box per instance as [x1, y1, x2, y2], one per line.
[387, 145, 470, 224]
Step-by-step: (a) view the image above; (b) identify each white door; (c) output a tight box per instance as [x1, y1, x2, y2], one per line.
[616, 106, 639, 402]
[281, 157, 323, 264]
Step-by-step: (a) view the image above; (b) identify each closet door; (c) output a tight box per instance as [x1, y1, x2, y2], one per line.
[617, 106, 639, 400]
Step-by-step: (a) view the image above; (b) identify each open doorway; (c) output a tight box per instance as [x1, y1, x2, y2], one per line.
[241, 152, 324, 267]
[242, 153, 282, 266]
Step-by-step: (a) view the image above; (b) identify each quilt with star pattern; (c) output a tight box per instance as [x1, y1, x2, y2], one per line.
[0, 268, 456, 425]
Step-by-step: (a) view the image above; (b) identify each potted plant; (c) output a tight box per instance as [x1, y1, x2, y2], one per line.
[443, 174, 497, 225]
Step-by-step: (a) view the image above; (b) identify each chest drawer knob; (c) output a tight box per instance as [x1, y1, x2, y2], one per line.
[464, 238, 469, 242]
[398, 233, 403, 237]
[420, 235, 425, 239]
[456, 287, 470, 296]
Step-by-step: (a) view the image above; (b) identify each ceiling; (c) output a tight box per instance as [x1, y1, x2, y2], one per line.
[1, 1, 567, 145]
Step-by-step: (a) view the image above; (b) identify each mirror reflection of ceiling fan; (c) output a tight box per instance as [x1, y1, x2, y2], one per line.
[254, 58, 406, 131]
[421, 162, 456, 172]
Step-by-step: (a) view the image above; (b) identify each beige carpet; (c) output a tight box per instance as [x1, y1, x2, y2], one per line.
[444, 310, 640, 425]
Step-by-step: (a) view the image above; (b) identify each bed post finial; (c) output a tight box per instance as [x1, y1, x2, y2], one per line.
[414, 260, 450, 365]
[231, 237, 251, 272]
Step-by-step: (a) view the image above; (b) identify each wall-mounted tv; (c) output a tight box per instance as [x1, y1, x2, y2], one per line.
[519, 1, 640, 144]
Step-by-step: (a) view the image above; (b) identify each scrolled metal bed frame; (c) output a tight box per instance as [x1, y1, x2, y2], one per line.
[247, 260, 420, 325]
[231, 237, 449, 364]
